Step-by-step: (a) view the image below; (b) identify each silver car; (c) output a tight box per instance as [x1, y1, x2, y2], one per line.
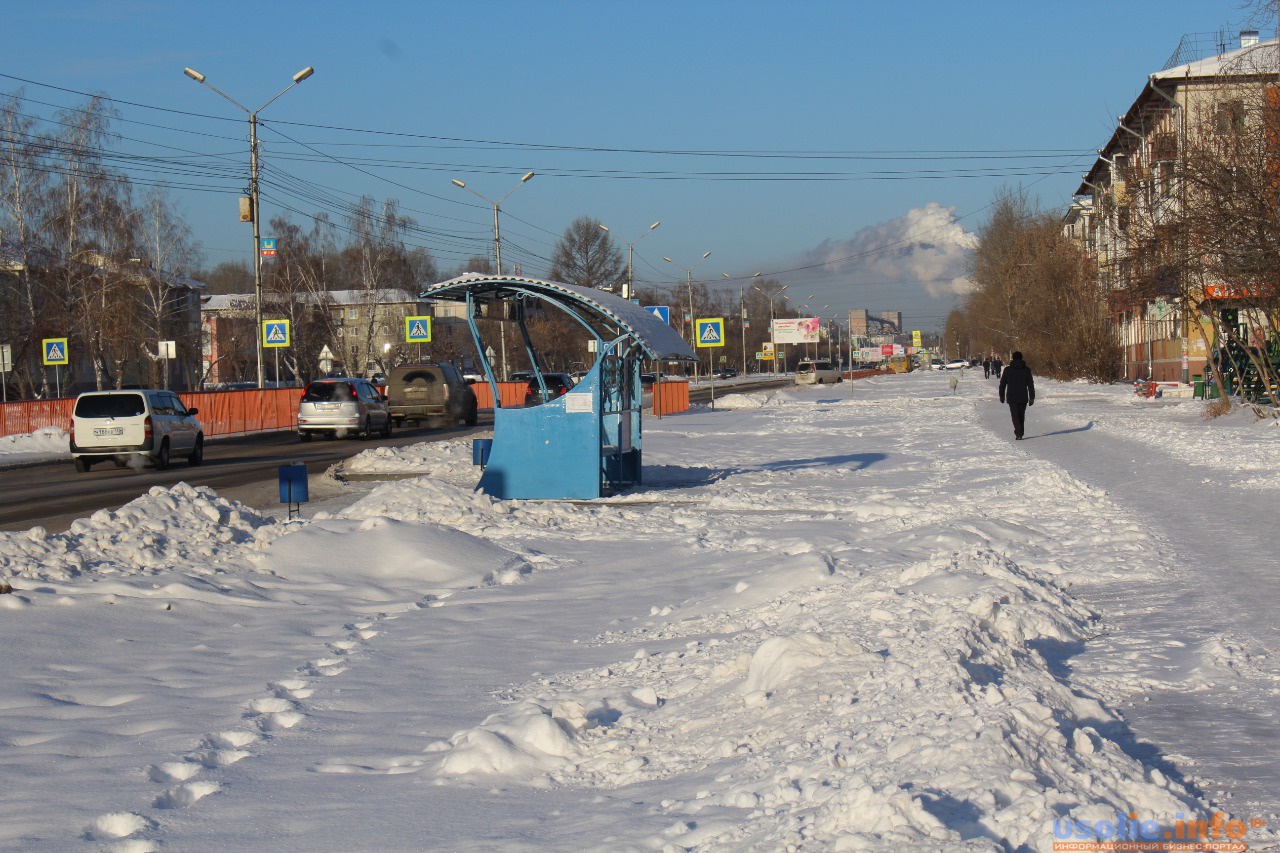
[70, 389, 204, 472]
[297, 377, 391, 441]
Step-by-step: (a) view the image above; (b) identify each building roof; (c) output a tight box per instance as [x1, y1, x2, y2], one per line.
[201, 288, 422, 311]
[1075, 36, 1279, 197]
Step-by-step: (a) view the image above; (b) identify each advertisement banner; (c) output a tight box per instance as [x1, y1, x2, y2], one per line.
[772, 317, 821, 344]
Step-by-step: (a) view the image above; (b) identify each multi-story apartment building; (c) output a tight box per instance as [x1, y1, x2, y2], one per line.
[200, 288, 438, 386]
[1070, 30, 1277, 381]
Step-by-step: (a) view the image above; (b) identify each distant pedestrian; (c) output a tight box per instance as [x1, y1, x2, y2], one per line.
[982, 357, 991, 379]
[948, 374, 959, 395]
[993, 357, 1003, 379]
[998, 351, 1035, 440]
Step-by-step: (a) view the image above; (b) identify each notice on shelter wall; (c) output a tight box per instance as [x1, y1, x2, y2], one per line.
[565, 393, 594, 414]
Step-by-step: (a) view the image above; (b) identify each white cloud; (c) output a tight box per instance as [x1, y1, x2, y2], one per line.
[802, 202, 976, 299]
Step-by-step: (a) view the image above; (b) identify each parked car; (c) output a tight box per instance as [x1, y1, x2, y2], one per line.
[511, 371, 574, 404]
[716, 366, 739, 379]
[794, 358, 843, 385]
[297, 377, 391, 441]
[70, 389, 204, 472]
[945, 359, 968, 370]
[929, 359, 947, 370]
[385, 363, 478, 428]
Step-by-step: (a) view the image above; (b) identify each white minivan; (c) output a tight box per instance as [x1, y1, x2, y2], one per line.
[794, 359, 843, 385]
[70, 389, 204, 472]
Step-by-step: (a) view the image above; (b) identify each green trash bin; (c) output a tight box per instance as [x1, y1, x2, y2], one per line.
[1192, 374, 1204, 399]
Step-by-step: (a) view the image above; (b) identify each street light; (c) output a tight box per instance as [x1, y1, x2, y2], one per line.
[450, 172, 535, 381]
[753, 281, 787, 376]
[599, 220, 660, 300]
[664, 252, 711, 378]
[184, 64, 315, 389]
[450, 171, 535, 275]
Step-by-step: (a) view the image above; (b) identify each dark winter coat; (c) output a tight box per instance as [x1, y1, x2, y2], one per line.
[999, 357, 1035, 405]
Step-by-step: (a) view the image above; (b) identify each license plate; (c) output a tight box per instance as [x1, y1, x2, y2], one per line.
[93, 427, 124, 436]
[314, 403, 339, 411]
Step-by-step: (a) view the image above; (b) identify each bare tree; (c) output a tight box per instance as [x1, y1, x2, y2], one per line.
[549, 216, 625, 291]
[344, 197, 413, 375]
[963, 188, 1119, 381]
[0, 90, 52, 396]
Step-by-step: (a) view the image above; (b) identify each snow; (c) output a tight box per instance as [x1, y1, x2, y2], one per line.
[0, 425, 70, 466]
[1, 371, 1278, 851]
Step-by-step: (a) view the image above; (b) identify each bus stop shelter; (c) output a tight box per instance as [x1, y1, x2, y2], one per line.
[420, 274, 695, 500]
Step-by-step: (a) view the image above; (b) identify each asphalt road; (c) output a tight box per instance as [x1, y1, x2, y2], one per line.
[0, 376, 792, 534]
[0, 420, 485, 534]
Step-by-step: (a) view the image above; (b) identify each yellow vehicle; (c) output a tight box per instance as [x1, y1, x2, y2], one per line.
[888, 355, 913, 374]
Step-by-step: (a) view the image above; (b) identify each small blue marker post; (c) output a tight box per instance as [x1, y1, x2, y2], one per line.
[279, 462, 309, 520]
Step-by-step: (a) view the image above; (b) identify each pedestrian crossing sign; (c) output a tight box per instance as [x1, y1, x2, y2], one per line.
[263, 320, 290, 348]
[695, 318, 725, 348]
[42, 337, 69, 365]
[404, 315, 433, 343]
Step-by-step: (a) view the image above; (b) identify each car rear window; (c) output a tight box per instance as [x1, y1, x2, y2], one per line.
[398, 370, 439, 385]
[75, 393, 146, 418]
[304, 382, 354, 402]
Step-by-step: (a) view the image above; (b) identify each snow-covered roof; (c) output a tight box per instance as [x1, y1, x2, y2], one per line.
[1076, 37, 1280, 198]
[1152, 38, 1279, 81]
[422, 274, 696, 362]
[201, 288, 423, 311]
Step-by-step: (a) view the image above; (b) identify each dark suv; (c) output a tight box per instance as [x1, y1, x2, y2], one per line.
[386, 363, 478, 427]
[511, 371, 574, 405]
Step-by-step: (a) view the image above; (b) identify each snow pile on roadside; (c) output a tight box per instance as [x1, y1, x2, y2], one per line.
[0, 425, 69, 464]
[423, 545, 1200, 851]
[0, 482, 280, 586]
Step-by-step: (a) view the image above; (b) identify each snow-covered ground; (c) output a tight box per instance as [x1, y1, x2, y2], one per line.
[0, 425, 72, 466]
[1, 371, 1277, 852]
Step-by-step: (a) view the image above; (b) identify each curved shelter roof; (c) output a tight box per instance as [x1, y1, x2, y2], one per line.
[421, 274, 696, 362]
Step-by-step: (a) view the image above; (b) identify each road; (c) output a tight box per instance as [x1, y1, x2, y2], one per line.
[0, 421, 484, 534]
[0, 376, 792, 534]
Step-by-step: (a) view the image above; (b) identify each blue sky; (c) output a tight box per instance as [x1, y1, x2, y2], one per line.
[2, 1, 1268, 331]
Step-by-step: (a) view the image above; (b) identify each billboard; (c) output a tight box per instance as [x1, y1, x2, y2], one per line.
[772, 317, 821, 344]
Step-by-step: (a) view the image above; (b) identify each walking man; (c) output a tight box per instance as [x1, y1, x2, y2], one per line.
[998, 351, 1035, 440]
[982, 356, 991, 379]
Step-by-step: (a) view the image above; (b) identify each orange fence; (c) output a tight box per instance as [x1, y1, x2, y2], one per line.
[0, 381, 701, 439]
[1, 388, 301, 440]
[471, 381, 531, 409]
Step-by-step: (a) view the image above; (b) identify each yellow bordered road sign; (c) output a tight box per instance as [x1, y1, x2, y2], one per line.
[43, 338, 69, 365]
[695, 318, 725, 348]
[263, 320, 291, 348]
[405, 315, 432, 343]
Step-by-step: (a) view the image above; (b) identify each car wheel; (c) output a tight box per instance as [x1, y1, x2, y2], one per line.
[188, 436, 204, 466]
[73, 457, 91, 473]
[113, 456, 128, 468]
[465, 403, 478, 426]
[381, 416, 392, 438]
[299, 431, 312, 443]
[359, 418, 371, 440]
[155, 440, 171, 470]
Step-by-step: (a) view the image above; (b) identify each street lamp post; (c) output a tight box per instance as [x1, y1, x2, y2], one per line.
[184, 64, 314, 390]
[664, 252, 712, 377]
[599, 220, 660, 300]
[450, 171, 534, 276]
[450, 172, 535, 380]
[753, 282, 788, 376]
